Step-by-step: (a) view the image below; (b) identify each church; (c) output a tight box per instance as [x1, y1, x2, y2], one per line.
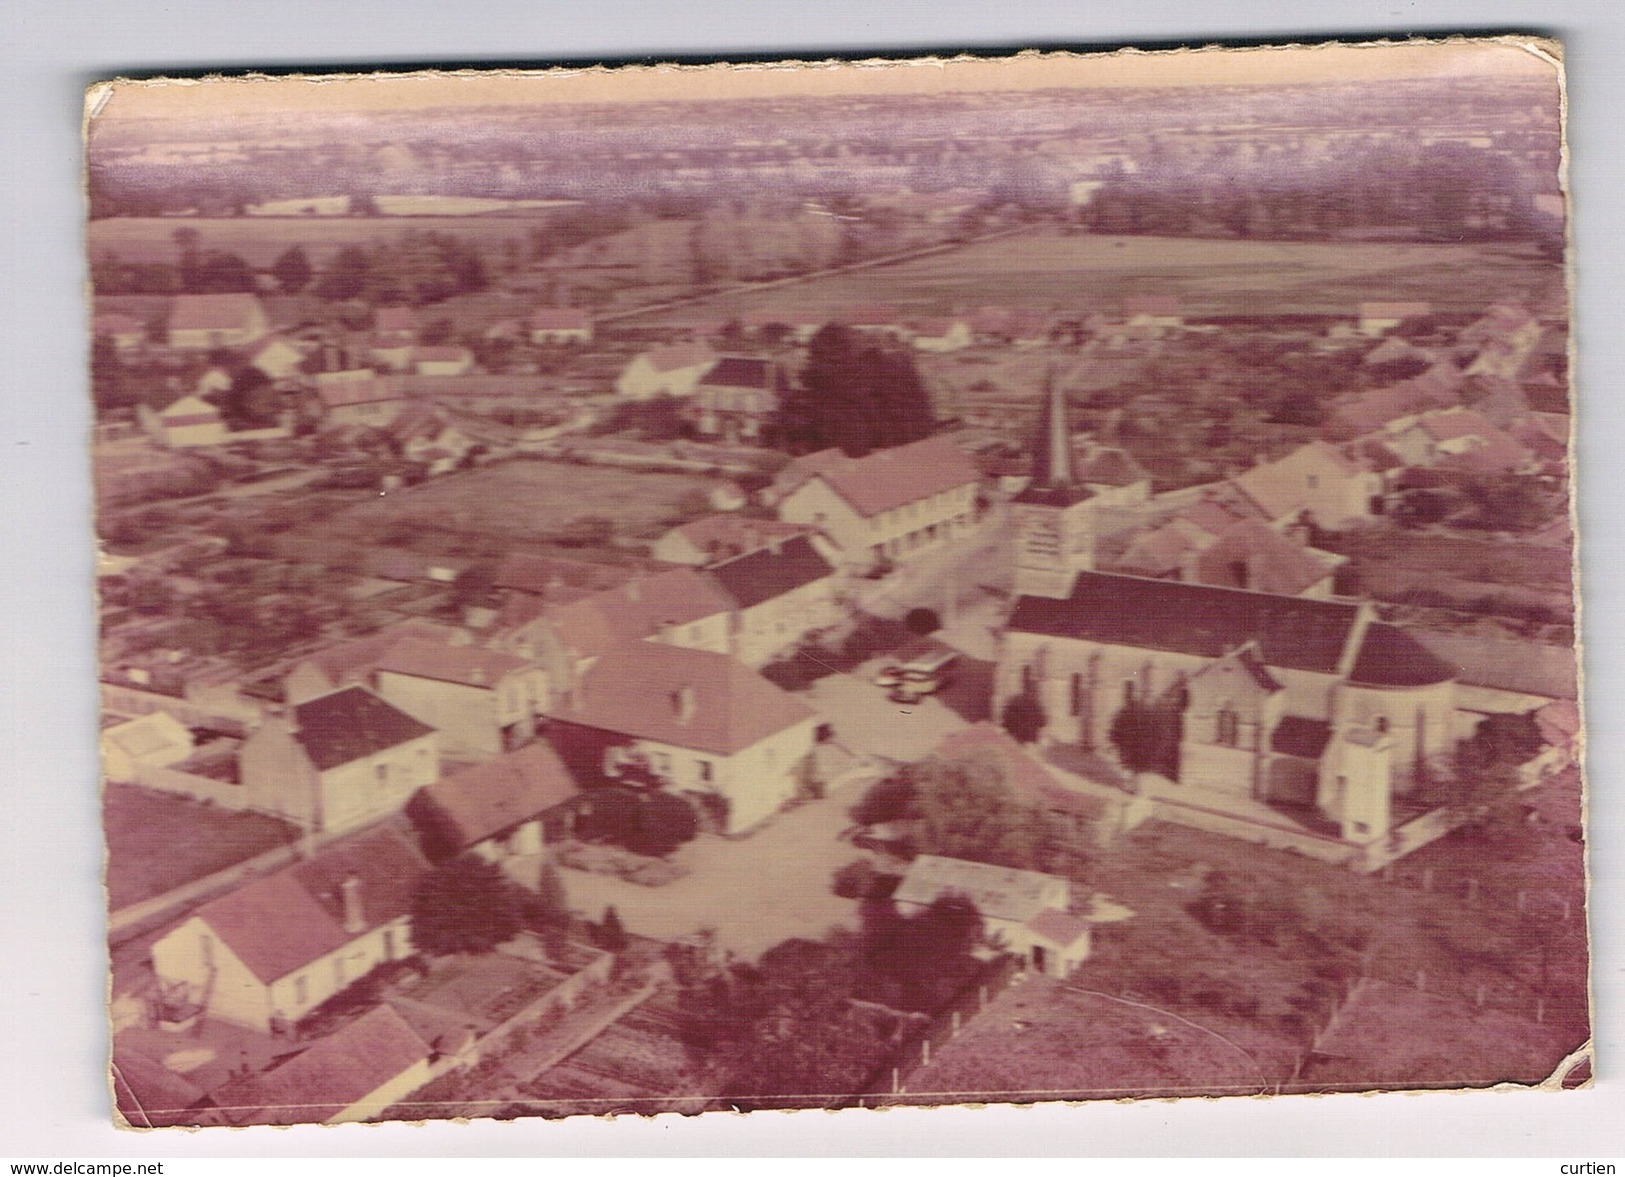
[995, 382, 1460, 866]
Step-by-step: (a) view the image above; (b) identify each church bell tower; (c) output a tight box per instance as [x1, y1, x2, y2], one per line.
[1011, 375, 1096, 599]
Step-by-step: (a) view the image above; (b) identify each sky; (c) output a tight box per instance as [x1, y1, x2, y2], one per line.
[91, 37, 1560, 126]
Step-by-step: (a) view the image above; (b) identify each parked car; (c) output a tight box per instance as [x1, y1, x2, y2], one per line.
[875, 638, 960, 702]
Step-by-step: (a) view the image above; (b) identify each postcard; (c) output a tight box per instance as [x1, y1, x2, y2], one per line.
[89, 38, 1585, 1130]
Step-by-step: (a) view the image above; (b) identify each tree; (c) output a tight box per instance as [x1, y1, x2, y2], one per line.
[909, 755, 1055, 872]
[850, 774, 915, 828]
[409, 856, 526, 956]
[1110, 691, 1183, 779]
[596, 905, 629, 953]
[1000, 690, 1047, 745]
[314, 245, 371, 302]
[626, 790, 701, 858]
[270, 244, 313, 294]
[780, 324, 936, 456]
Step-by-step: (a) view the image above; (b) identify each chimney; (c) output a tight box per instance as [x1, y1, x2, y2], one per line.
[673, 685, 697, 725]
[340, 874, 365, 934]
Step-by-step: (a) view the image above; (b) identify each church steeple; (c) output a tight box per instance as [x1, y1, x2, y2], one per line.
[1014, 372, 1092, 508]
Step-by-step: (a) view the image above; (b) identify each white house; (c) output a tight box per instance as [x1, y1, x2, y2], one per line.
[237, 685, 440, 835]
[373, 639, 546, 759]
[616, 342, 718, 400]
[1227, 441, 1382, 530]
[149, 823, 430, 1032]
[412, 346, 476, 377]
[546, 641, 821, 835]
[314, 369, 407, 428]
[138, 394, 230, 448]
[910, 317, 974, 353]
[774, 436, 982, 570]
[893, 855, 1092, 977]
[705, 533, 842, 668]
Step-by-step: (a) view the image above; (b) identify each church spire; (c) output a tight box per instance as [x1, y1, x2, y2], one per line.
[1014, 370, 1091, 507]
[1032, 370, 1074, 490]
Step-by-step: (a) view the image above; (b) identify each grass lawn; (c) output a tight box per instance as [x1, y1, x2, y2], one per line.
[635, 229, 1561, 325]
[283, 458, 718, 553]
[103, 783, 300, 910]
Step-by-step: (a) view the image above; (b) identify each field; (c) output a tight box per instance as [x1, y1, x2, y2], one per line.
[284, 458, 718, 552]
[103, 783, 299, 910]
[87, 212, 574, 268]
[632, 229, 1562, 325]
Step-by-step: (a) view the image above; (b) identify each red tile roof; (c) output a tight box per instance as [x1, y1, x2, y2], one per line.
[375, 639, 529, 689]
[782, 436, 981, 518]
[410, 741, 580, 852]
[1193, 519, 1336, 597]
[493, 553, 639, 597]
[293, 620, 462, 693]
[1230, 442, 1366, 523]
[190, 824, 429, 984]
[315, 371, 403, 410]
[545, 567, 737, 658]
[561, 642, 816, 756]
[668, 515, 813, 562]
[211, 1004, 430, 1125]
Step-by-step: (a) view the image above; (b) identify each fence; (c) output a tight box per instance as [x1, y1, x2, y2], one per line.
[859, 953, 1024, 1100]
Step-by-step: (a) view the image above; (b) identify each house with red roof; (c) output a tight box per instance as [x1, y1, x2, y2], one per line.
[893, 855, 1092, 977]
[1382, 407, 1538, 477]
[544, 642, 821, 835]
[202, 1004, 435, 1126]
[237, 686, 440, 835]
[1228, 441, 1382, 529]
[528, 307, 593, 345]
[149, 823, 430, 1032]
[616, 342, 718, 401]
[167, 292, 271, 350]
[282, 620, 469, 706]
[774, 436, 983, 570]
[138, 393, 230, 448]
[373, 639, 546, 759]
[999, 570, 1460, 862]
[407, 740, 581, 884]
[314, 369, 407, 428]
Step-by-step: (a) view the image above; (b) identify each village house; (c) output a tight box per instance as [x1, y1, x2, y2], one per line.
[369, 306, 422, 371]
[1323, 364, 1465, 440]
[372, 638, 546, 759]
[406, 740, 582, 886]
[705, 533, 841, 668]
[910, 316, 974, 353]
[413, 345, 476, 377]
[1113, 510, 1344, 599]
[996, 570, 1459, 861]
[893, 855, 1092, 977]
[1225, 440, 1383, 530]
[387, 405, 477, 476]
[1461, 302, 1543, 379]
[314, 369, 408, 428]
[202, 1004, 435, 1126]
[246, 335, 306, 384]
[138, 393, 229, 448]
[1380, 407, 1538, 477]
[101, 710, 195, 783]
[648, 515, 811, 568]
[773, 436, 983, 570]
[282, 619, 470, 706]
[528, 307, 593, 346]
[544, 641, 821, 836]
[615, 342, 718, 401]
[689, 355, 793, 444]
[167, 292, 271, 350]
[1356, 300, 1433, 337]
[148, 823, 430, 1033]
[237, 685, 440, 835]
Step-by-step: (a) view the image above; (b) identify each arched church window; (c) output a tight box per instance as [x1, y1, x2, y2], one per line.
[1216, 706, 1240, 748]
[1375, 716, 1390, 734]
[1070, 673, 1084, 716]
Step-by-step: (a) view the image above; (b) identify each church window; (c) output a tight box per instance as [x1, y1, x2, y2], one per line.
[1122, 679, 1135, 705]
[1216, 706, 1240, 748]
[1022, 664, 1037, 694]
[1069, 673, 1084, 717]
[1375, 716, 1390, 734]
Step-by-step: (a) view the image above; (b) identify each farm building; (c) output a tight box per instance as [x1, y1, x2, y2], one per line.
[167, 293, 271, 350]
